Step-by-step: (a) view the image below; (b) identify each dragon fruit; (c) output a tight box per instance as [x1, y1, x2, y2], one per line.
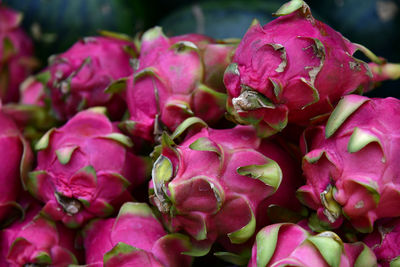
[19, 75, 46, 107]
[3, 73, 57, 144]
[0, 106, 32, 225]
[0, 202, 81, 266]
[36, 34, 137, 121]
[26, 108, 147, 228]
[369, 62, 400, 83]
[215, 136, 305, 261]
[82, 202, 192, 267]
[124, 26, 236, 142]
[223, 0, 381, 137]
[363, 218, 400, 267]
[0, 4, 36, 103]
[248, 223, 377, 267]
[297, 95, 400, 233]
[150, 119, 302, 252]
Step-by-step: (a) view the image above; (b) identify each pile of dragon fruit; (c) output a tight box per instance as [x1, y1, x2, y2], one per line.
[2, 0, 400, 266]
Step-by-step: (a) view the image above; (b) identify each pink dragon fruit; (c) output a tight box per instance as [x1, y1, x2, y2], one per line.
[297, 95, 400, 233]
[214, 136, 306, 262]
[223, 0, 381, 137]
[0, 4, 36, 103]
[0, 201, 81, 266]
[124, 26, 236, 142]
[248, 223, 377, 267]
[82, 202, 193, 267]
[363, 218, 400, 267]
[150, 119, 302, 253]
[2, 73, 57, 144]
[35, 34, 137, 121]
[0, 106, 32, 225]
[19, 75, 46, 107]
[0, 99, 57, 145]
[26, 108, 147, 228]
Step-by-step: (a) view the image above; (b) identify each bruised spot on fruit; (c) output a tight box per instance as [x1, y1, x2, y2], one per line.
[55, 192, 82, 215]
[60, 80, 70, 94]
[300, 37, 325, 86]
[354, 201, 364, 209]
[349, 61, 362, 71]
[55, 69, 63, 79]
[169, 65, 184, 77]
[232, 90, 275, 112]
[176, 42, 187, 52]
[302, 41, 324, 60]
[318, 26, 328, 37]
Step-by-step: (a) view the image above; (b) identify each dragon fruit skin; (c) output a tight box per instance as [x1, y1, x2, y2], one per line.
[0, 202, 81, 267]
[248, 223, 377, 267]
[125, 27, 235, 142]
[363, 218, 400, 267]
[19, 75, 46, 107]
[297, 95, 400, 233]
[223, 0, 374, 137]
[26, 108, 147, 228]
[0, 5, 35, 103]
[39, 35, 136, 121]
[215, 137, 305, 256]
[0, 108, 32, 223]
[2, 72, 57, 144]
[82, 202, 192, 267]
[150, 123, 302, 251]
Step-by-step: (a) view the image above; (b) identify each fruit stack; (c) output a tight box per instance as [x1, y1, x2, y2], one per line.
[1, 0, 400, 266]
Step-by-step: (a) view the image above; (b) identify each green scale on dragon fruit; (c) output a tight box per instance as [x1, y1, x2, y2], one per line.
[223, 0, 390, 138]
[82, 202, 193, 267]
[0, 4, 36, 103]
[122, 27, 237, 142]
[298, 95, 400, 233]
[150, 117, 304, 257]
[26, 108, 147, 228]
